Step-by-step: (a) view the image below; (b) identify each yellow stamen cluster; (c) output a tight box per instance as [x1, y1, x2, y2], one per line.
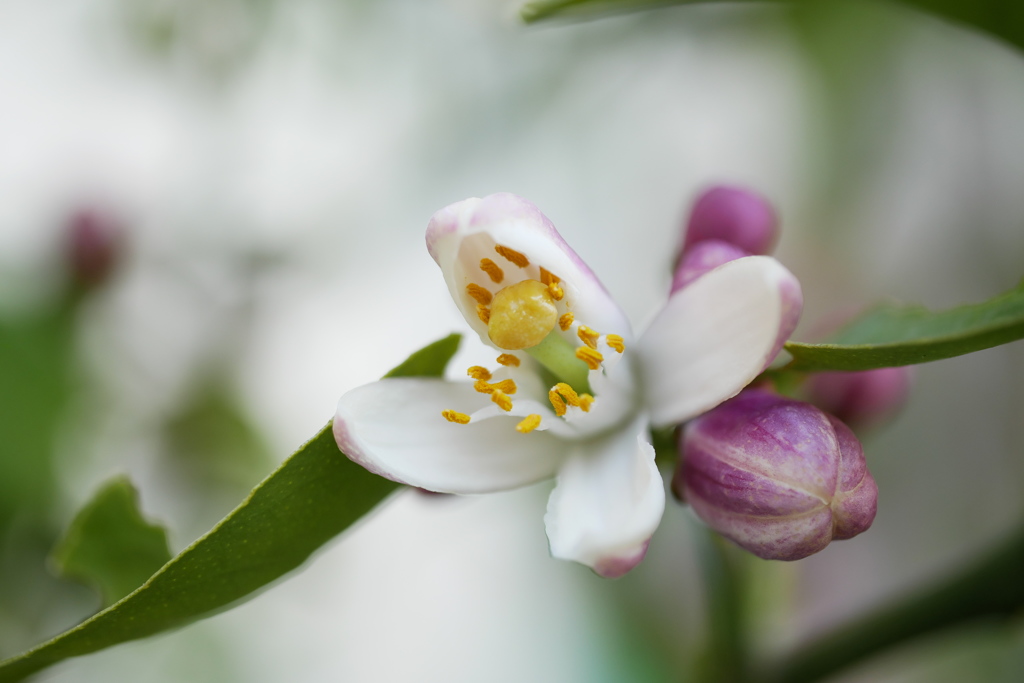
[476, 305, 490, 324]
[479, 258, 504, 283]
[548, 382, 594, 416]
[495, 245, 530, 268]
[606, 334, 625, 353]
[548, 282, 564, 301]
[496, 354, 520, 367]
[559, 312, 574, 331]
[516, 414, 542, 433]
[474, 378, 518, 395]
[576, 346, 604, 370]
[442, 410, 471, 424]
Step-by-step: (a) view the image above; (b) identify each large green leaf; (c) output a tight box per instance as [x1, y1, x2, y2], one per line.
[0, 333, 461, 683]
[520, 0, 1024, 56]
[50, 477, 172, 608]
[785, 283, 1024, 371]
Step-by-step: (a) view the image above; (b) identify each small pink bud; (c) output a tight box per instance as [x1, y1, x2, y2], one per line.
[66, 208, 124, 290]
[674, 389, 877, 561]
[682, 185, 778, 256]
[670, 239, 749, 293]
[806, 367, 912, 429]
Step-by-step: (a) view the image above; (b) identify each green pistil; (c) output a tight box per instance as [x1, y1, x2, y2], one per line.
[525, 331, 592, 395]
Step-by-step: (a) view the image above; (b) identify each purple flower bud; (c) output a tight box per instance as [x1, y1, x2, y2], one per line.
[673, 389, 877, 561]
[66, 207, 124, 290]
[682, 185, 778, 256]
[806, 367, 912, 430]
[671, 239, 749, 293]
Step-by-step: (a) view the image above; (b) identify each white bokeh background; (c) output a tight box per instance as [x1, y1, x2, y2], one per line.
[2, 0, 1024, 681]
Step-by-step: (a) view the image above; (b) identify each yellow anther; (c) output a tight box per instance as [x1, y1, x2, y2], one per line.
[492, 379, 517, 394]
[548, 281, 564, 301]
[577, 325, 600, 349]
[479, 258, 504, 284]
[578, 394, 594, 412]
[473, 379, 517, 395]
[539, 267, 560, 286]
[466, 283, 492, 305]
[553, 382, 581, 407]
[496, 353, 521, 367]
[516, 414, 542, 434]
[495, 244, 530, 268]
[576, 346, 604, 370]
[491, 390, 513, 412]
[487, 279, 557, 350]
[467, 366, 492, 381]
[559, 312, 574, 331]
[548, 388, 567, 417]
[442, 410, 471, 424]
[606, 334, 625, 353]
[476, 304, 490, 324]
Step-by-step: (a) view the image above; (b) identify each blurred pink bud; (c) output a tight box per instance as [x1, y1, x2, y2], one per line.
[806, 367, 912, 429]
[674, 389, 877, 561]
[671, 239, 749, 293]
[66, 208, 124, 290]
[682, 185, 778, 256]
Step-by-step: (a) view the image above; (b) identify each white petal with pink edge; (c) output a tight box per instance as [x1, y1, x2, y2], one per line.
[334, 378, 566, 494]
[543, 415, 664, 577]
[636, 256, 802, 428]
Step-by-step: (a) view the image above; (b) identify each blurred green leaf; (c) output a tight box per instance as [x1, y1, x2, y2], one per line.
[50, 477, 172, 608]
[521, 0, 1024, 56]
[163, 380, 272, 495]
[0, 310, 75, 524]
[0, 334, 461, 682]
[785, 282, 1024, 371]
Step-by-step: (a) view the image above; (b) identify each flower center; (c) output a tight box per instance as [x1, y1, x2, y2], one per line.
[442, 242, 626, 434]
[487, 279, 558, 350]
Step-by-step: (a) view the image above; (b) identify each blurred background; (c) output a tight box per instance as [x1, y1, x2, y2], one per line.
[1, 0, 1023, 681]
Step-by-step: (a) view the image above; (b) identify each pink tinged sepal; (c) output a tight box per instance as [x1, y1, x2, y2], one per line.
[806, 367, 912, 430]
[334, 378, 566, 494]
[544, 416, 665, 577]
[675, 389, 877, 561]
[682, 185, 778, 256]
[637, 256, 802, 428]
[425, 193, 632, 346]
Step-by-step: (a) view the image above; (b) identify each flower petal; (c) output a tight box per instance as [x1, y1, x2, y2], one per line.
[426, 193, 633, 346]
[637, 256, 802, 427]
[544, 416, 664, 577]
[334, 378, 566, 493]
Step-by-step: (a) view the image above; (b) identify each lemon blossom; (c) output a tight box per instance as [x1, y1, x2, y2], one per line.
[333, 193, 802, 577]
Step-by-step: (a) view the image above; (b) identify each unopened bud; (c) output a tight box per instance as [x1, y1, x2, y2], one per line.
[674, 389, 877, 561]
[806, 367, 911, 430]
[682, 185, 778, 256]
[671, 239, 749, 292]
[66, 208, 124, 290]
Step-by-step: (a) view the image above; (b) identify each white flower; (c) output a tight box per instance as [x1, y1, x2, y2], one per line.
[334, 193, 802, 577]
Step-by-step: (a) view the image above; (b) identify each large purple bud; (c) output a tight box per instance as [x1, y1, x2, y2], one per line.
[674, 389, 877, 561]
[682, 185, 778, 256]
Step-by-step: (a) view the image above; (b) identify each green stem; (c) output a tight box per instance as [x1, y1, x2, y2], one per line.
[758, 522, 1024, 683]
[693, 523, 749, 683]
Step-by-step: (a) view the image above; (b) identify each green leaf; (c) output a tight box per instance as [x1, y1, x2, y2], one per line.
[50, 477, 172, 607]
[382, 332, 462, 379]
[785, 282, 1024, 371]
[0, 333, 461, 683]
[521, 0, 1024, 57]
